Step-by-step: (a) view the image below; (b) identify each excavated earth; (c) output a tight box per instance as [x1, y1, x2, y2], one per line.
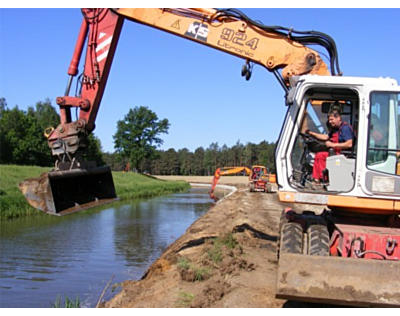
[104, 177, 311, 308]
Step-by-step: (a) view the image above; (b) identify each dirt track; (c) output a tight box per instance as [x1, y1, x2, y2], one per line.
[104, 176, 296, 307]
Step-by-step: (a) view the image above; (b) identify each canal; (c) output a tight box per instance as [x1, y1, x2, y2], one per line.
[0, 187, 213, 307]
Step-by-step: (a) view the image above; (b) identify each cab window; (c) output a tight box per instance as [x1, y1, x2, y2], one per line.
[367, 92, 400, 175]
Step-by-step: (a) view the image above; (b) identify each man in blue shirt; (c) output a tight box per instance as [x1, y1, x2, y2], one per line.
[306, 108, 354, 183]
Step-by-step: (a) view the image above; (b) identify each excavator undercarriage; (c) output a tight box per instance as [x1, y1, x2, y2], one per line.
[276, 208, 400, 306]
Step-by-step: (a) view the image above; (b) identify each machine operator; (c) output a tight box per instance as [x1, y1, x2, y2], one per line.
[306, 108, 354, 187]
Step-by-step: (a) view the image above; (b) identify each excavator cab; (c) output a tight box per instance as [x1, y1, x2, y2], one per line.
[274, 75, 400, 306]
[289, 91, 358, 193]
[281, 76, 400, 198]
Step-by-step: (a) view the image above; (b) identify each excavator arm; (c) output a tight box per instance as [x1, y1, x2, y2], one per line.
[210, 166, 251, 199]
[47, 8, 339, 165]
[20, 8, 340, 215]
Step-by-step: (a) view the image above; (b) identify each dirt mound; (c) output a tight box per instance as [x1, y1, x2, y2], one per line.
[103, 177, 380, 308]
[105, 189, 287, 308]
[175, 233, 257, 307]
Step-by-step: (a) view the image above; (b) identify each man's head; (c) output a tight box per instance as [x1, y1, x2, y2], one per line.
[328, 109, 342, 128]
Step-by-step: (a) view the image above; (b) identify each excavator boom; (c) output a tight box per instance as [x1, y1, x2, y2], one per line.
[20, 8, 337, 215]
[116, 8, 332, 83]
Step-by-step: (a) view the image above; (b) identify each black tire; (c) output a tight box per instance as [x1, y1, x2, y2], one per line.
[249, 184, 254, 192]
[278, 210, 288, 232]
[279, 222, 303, 256]
[307, 224, 330, 256]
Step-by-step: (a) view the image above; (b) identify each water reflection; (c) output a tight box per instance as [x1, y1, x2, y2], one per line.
[0, 187, 212, 307]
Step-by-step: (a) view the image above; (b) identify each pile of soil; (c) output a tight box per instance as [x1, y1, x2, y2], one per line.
[105, 186, 292, 307]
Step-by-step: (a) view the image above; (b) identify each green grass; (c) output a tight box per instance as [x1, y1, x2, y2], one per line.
[0, 165, 51, 220]
[177, 256, 211, 281]
[207, 233, 239, 263]
[113, 172, 189, 200]
[0, 164, 190, 220]
[51, 295, 81, 308]
[176, 291, 195, 307]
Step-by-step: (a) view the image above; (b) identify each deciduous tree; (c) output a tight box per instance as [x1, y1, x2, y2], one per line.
[113, 106, 169, 172]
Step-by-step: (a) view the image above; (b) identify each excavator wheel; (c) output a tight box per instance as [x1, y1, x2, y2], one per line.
[249, 184, 254, 192]
[306, 224, 329, 256]
[278, 222, 303, 258]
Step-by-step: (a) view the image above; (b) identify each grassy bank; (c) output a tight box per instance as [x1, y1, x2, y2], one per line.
[0, 164, 190, 220]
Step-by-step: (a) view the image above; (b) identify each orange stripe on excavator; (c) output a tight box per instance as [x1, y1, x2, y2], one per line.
[327, 195, 399, 215]
[396, 152, 400, 175]
[278, 191, 400, 215]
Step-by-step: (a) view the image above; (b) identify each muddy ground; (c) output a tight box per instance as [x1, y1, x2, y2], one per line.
[104, 176, 306, 308]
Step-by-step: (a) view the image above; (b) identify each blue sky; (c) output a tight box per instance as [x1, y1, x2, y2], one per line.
[1, 7, 399, 153]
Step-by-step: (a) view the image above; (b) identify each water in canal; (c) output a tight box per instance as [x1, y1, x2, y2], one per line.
[0, 187, 213, 307]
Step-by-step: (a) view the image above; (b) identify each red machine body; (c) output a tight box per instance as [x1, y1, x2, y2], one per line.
[249, 165, 275, 193]
[283, 207, 400, 262]
[48, 9, 124, 152]
[330, 224, 400, 260]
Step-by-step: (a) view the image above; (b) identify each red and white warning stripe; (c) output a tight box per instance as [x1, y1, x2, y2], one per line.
[96, 32, 113, 63]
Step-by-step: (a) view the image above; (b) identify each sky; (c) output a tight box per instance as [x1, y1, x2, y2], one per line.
[1, 4, 400, 153]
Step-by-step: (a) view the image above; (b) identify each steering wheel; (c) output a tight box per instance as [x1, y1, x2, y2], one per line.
[299, 132, 329, 153]
[299, 132, 313, 141]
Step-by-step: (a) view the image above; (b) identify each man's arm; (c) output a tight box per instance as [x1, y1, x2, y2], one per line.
[326, 139, 353, 149]
[306, 130, 329, 141]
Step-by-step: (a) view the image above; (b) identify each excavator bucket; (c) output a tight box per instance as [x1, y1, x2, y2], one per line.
[19, 166, 117, 216]
[276, 253, 400, 307]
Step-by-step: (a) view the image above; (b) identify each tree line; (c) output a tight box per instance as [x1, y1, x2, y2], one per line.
[0, 98, 104, 167]
[1, 98, 276, 174]
[104, 139, 276, 175]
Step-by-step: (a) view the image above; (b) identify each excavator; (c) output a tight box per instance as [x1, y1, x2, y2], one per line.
[209, 165, 274, 199]
[18, 8, 400, 306]
[248, 165, 275, 193]
[209, 166, 251, 200]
